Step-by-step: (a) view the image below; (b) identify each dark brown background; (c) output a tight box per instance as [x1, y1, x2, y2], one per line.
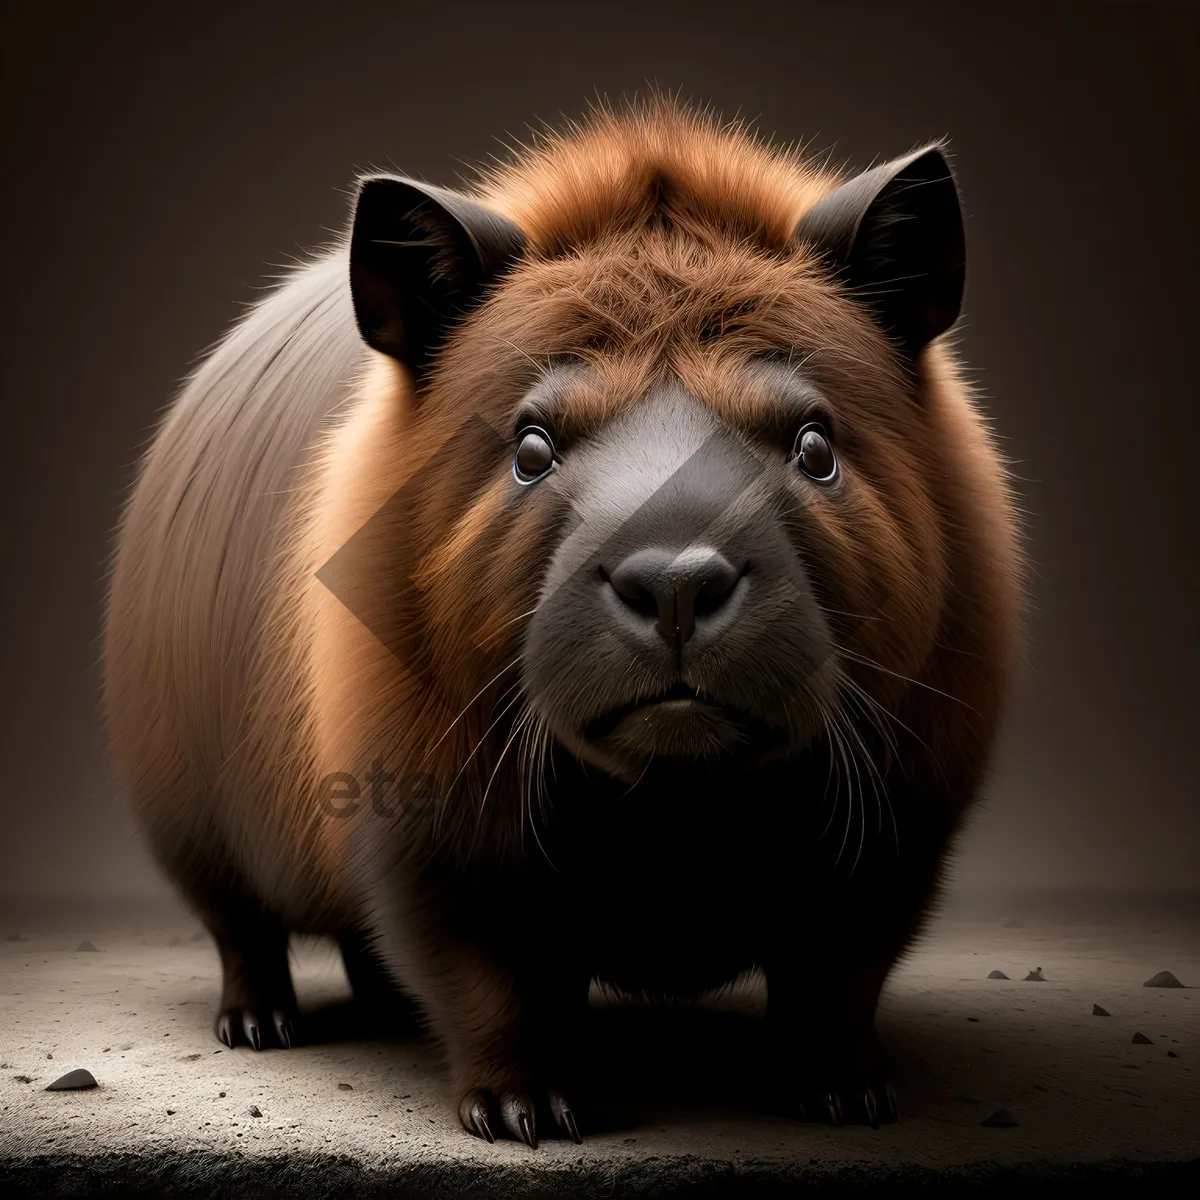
[1, 0, 1196, 897]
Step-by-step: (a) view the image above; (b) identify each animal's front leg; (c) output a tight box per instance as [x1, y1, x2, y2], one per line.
[763, 951, 899, 1127]
[421, 937, 588, 1147]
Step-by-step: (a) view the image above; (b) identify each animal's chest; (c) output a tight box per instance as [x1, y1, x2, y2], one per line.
[542, 798, 808, 989]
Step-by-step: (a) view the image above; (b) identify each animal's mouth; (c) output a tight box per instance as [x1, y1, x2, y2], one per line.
[582, 681, 700, 742]
[582, 681, 767, 751]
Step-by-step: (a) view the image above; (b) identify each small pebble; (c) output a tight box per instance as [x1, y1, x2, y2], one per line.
[338, 1083, 353, 1091]
[1132, 1032, 1153, 1044]
[74, 941, 99, 953]
[248, 1105, 262, 1117]
[1143, 971, 1185, 988]
[1092, 1004, 1110, 1016]
[166, 1109, 175, 1116]
[1023, 968, 1046, 982]
[218, 1091, 226, 1098]
[14, 1075, 32, 1084]
[45, 1069, 97, 1091]
[1167, 1051, 1179, 1058]
[987, 970, 1009, 980]
[967, 1017, 979, 1022]
[980, 1107, 1018, 1128]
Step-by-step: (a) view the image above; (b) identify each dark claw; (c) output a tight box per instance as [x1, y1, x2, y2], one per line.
[881, 1080, 900, 1123]
[272, 1010, 294, 1049]
[518, 1110, 537, 1149]
[459, 1090, 496, 1144]
[822, 1091, 842, 1126]
[471, 1106, 496, 1144]
[499, 1093, 537, 1148]
[548, 1088, 583, 1144]
[215, 1011, 234, 1048]
[861, 1087, 879, 1129]
[562, 1108, 582, 1145]
[242, 1013, 262, 1051]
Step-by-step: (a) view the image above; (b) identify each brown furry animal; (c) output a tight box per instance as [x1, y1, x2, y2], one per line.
[103, 99, 1023, 1146]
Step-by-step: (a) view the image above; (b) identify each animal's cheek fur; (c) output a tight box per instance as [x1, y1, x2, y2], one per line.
[416, 476, 567, 711]
[801, 459, 949, 705]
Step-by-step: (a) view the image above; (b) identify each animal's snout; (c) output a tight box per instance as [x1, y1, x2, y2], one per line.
[604, 546, 746, 648]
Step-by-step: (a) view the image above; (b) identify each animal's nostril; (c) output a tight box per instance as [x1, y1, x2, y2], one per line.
[605, 547, 746, 645]
[606, 556, 661, 619]
[692, 559, 745, 616]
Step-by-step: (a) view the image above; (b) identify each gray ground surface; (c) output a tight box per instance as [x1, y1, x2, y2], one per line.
[1, 890, 1198, 1196]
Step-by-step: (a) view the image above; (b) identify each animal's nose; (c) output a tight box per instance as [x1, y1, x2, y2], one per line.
[605, 546, 745, 646]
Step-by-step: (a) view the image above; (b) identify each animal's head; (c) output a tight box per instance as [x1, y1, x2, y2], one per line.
[344, 106, 965, 790]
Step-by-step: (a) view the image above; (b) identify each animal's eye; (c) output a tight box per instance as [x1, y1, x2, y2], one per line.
[792, 422, 838, 483]
[513, 426, 556, 484]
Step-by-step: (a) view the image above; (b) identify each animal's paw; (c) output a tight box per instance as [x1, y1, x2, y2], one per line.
[791, 1072, 899, 1127]
[458, 1085, 582, 1147]
[214, 1004, 298, 1051]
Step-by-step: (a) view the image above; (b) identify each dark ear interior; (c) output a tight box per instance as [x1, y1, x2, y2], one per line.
[349, 176, 526, 379]
[793, 144, 966, 360]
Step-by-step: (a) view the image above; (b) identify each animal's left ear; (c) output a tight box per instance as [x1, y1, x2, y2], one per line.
[792, 144, 965, 360]
[349, 175, 526, 381]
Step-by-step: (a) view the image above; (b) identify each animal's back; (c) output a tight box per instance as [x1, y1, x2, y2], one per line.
[103, 249, 364, 928]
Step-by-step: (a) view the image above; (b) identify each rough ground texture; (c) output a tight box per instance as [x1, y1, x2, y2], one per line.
[1, 890, 1197, 1197]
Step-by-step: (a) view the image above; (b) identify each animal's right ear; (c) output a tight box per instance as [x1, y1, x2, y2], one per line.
[348, 175, 526, 379]
[792, 144, 965, 361]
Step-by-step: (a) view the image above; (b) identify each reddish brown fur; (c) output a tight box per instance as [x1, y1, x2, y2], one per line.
[103, 98, 1023, 1136]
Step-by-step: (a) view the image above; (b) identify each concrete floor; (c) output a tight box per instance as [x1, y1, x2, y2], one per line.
[1, 890, 1198, 1197]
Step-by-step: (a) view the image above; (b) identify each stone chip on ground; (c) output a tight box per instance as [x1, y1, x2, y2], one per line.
[44, 1068, 97, 1091]
[74, 940, 99, 952]
[1093, 1004, 1110, 1015]
[1132, 1032, 1153, 1044]
[987, 970, 1009, 979]
[981, 1108, 1019, 1128]
[1143, 970, 1185, 988]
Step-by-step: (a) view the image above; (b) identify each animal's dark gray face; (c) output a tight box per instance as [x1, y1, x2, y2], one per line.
[521, 378, 839, 783]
